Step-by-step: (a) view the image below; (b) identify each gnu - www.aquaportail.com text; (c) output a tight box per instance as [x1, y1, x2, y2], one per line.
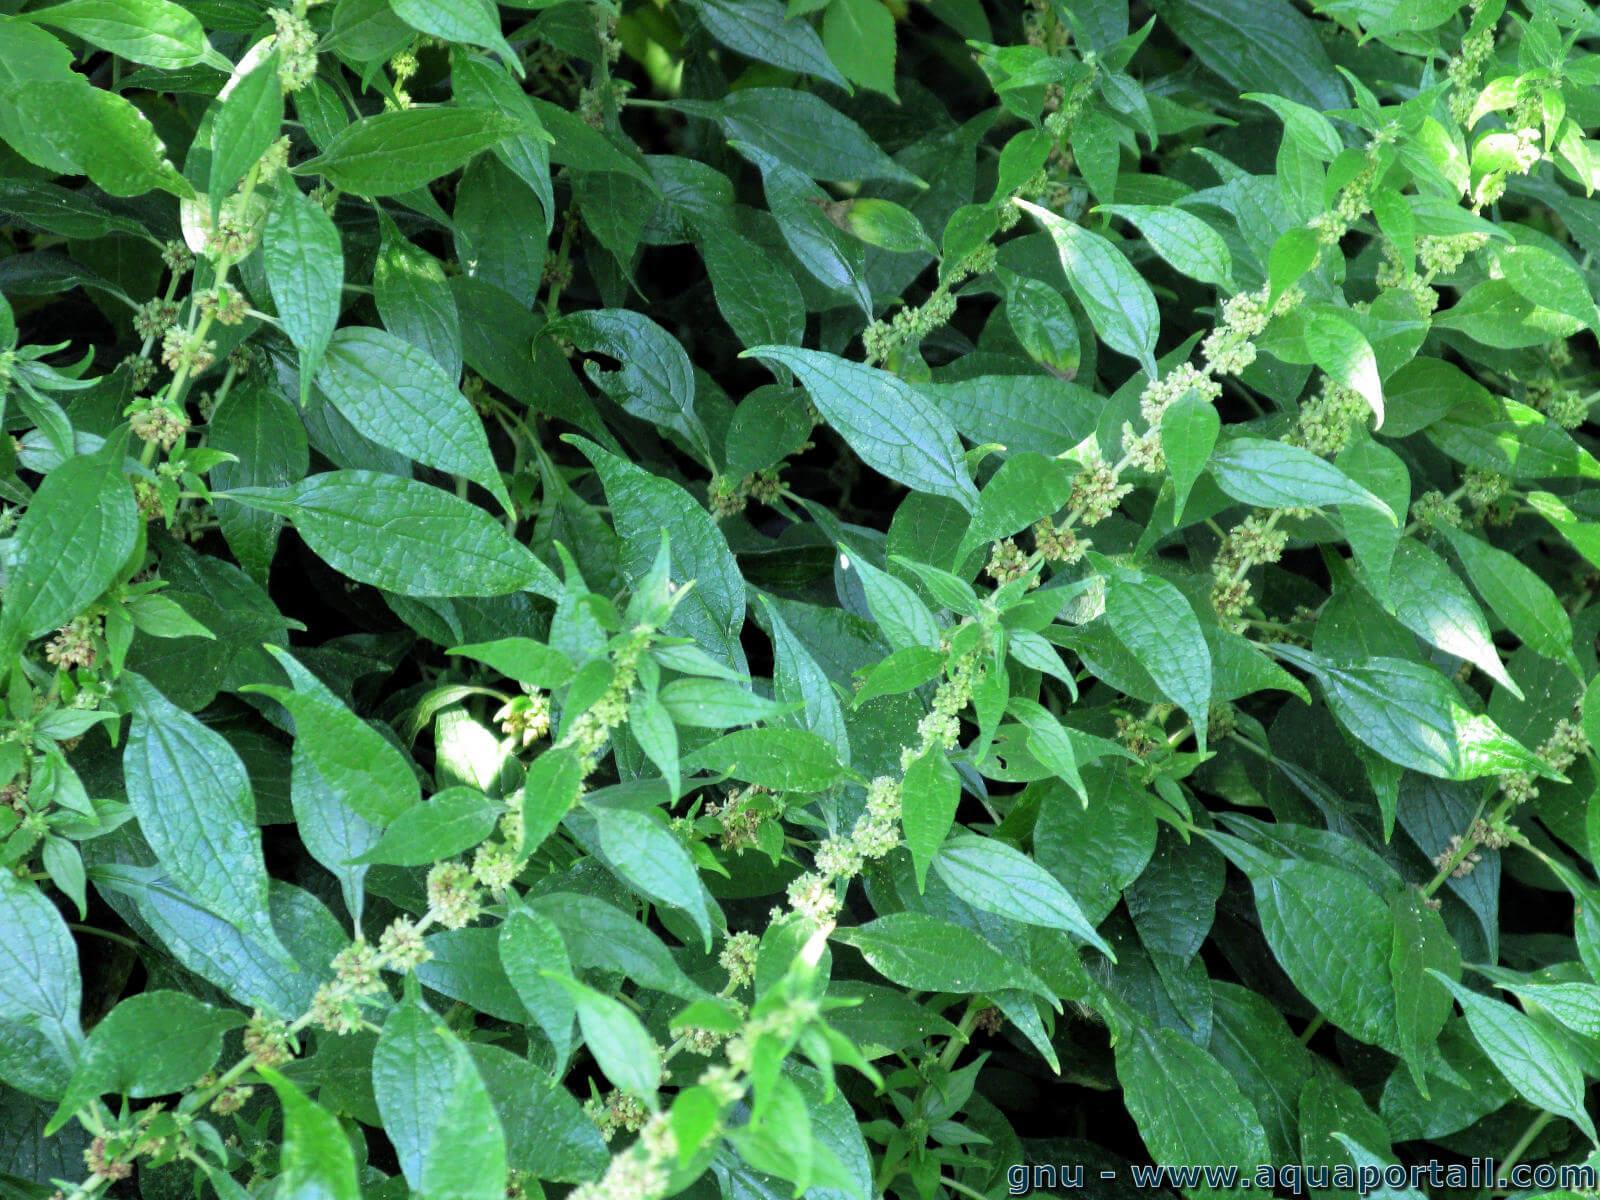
[1005, 1159, 1598, 1194]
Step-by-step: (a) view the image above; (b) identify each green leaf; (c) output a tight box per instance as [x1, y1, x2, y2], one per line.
[244, 646, 420, 826]
[467, 1043, 609, 1183]
[25, 0, 213, 69]
[1006, 696, 1086, 803]
[922, 374, 1100, 457]
[316, 327, 511, 513]
[1160, 393, 1219, 523]
[208, 49, 281, 211]
[373, 219, 462, 381]
[264, 185, 343, 390]
[1303, 309, 1384, 429]
[839, 548, 939, 652]
[835, 196, 934, 256]
[1439, 525, 1577, 671]
[1272, 647, 1548, 781]
[1431, 972, 1599, 1146]
[388, 0, 517, 67]
[350, 787, 498, 866]
[900, 744, 959, 891]
[590, 805, 715, 949]
[1000, 270, 1081, 377]
[123, 593, 213, 640]
[1243, 92, 1342, 160]
[1018, 198, 1159, 376]
[373, 996, 508, 1198]
[50, 992, 242, 1130]
[499, 906, 574, 1067]
[1496, 243, 1600, 335]
[208, 382, 310, 585]
[684, 728, 848, 791]
[451, 52, 552, 229]
[521, 746, 584, 855]
[1388, 889, 1459, 1099]
[1209, 437, 1395, 518]
[1385, 539, 1517, 697]
[740, 143, 872, 314]
[1155, 0, 1346, 110]
[0, 436, 137, 662]
[745, 346, 977, 509]
[122, 673, 284, 953]
[854, 645, 943, 706]
[548, 310, 711, 466]
[448, 638, 575, 688]
[686, 0, 849, 89]
[1097, 204, 1234, 288]
[296, 107, 521, 196]
[1267, 225, 1320, 305]
[1212, 838, 1400, 1051]
[569, 438, 746, 670]
[833, 912, 1059, 1006]
[223, 472, 557, 599]
[0, 871, 81, 1097]
[761, 596, 852, 765]
[258, 1068, 361, 1200]
[545, 974, 662, 1097]
[822, 0, 896, 95]
[695, 219, 807, 350]
[934, 832, 1113, 956]
[658, 678, 788, 727]
[689, 88, 918, 185]
[8, 79, 190, 197]
[1116, 1023, 1273, 1200]
[527, 898, 690, 1007]
[1098, 561, 1212, 749]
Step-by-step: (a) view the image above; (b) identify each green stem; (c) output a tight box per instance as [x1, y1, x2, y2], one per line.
[1495, 1109, 1553, 1193]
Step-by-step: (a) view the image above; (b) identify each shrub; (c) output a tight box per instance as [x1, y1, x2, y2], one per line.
[1, 0, 1599, 1195]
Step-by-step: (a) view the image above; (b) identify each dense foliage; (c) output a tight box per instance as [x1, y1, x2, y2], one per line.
[3, 0, 1600, 1195]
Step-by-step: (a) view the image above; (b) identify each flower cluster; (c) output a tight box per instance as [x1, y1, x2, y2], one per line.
[130, 404, 190, 450]
[44, 614, 101, 670]
[718, 930, 759, 988]
[785, 774, 905, 924]
[1418, 232, 1488, 277]
[1497, 717, 1589, 811]
[196, 283, 249, 326]
[160, 327, 216, 376]
[1200, 287, 1270, 376]
[862, 286, 959, 368]
[426, 861, 483, 929]
[704, 785, 771, 853]
[1290, 378, 1369, 456]
[377, 916, 430, 970]
[271, 6, 319, 92]
[559, 627, 652, 770]
[242, 1011, 293, 1067]
[708, 468, 785, 520]
[568, 1117, 675, 1200]
[495, 690, 552, 748]
[1447, 19, 1496, 124]
[1033, 518, 1086, 565]
[133, 298, 180, 340]
[586, 1091, 648, 1142]
[1211, 513, 1287, 628]
[1433, 833, 1484, 879]
[1138, 362, 1221, 426]
[1068, 446, 1133, 526]
[1462, 467, 1511, 512]
[1410, 489, 1463, 530]
[984, 538, 1036, 587]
